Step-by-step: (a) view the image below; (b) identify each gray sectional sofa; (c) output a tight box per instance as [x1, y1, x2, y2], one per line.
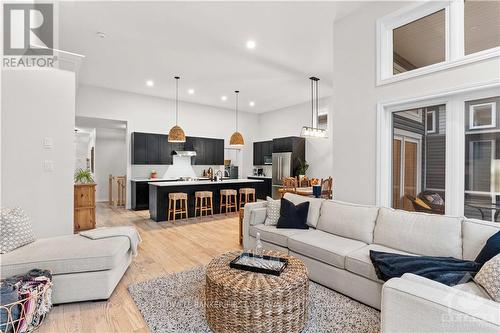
[243, 193, 500, 332]
[0, 234, 132, 304]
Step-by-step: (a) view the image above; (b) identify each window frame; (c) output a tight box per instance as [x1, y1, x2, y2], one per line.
[426, 110, 437, 134]
[469, 102, 496, 130]
[376, 80, 500, 216]
[377, 1, 500, 86]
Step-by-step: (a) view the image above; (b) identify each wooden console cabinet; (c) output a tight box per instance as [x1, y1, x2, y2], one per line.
[74, 183, 96, 232]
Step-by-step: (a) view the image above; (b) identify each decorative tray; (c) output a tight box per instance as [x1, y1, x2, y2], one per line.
[229, 252, 288, 276]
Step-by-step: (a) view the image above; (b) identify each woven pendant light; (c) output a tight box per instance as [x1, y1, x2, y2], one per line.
[230, 90, 244, 146]
[168, 76, 186, 143]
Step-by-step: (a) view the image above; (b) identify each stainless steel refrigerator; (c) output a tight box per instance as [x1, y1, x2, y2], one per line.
[272, 152, 293, 199]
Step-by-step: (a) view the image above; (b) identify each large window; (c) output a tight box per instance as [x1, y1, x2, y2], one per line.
[391, 105, 446, 213]
[379, 88, 500, 222]
[464, 97, 500, 222]
[378, 1, 500, 84]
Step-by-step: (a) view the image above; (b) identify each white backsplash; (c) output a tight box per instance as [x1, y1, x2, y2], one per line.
[162, 156, 196, 178]
[131, 156, 224, 179]
[262, 165, 272, 177]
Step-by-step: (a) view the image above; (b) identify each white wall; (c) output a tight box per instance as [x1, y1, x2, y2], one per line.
[331, 1, 500, 204]
[95, 127, 127, 202]
[76, 84, 259, 208]
[1, 69, 76, 238]
[257, 97, 333, 178]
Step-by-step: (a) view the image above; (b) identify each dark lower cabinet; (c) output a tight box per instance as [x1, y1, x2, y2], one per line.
[131, 181, 149, 210]
[248, 177, 272, 199]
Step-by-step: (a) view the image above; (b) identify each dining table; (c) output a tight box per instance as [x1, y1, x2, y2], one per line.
[278, 186, 315, 197]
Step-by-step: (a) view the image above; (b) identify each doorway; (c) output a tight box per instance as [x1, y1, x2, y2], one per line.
[392, 131, 422, 210]
[75, 117, 127, 203]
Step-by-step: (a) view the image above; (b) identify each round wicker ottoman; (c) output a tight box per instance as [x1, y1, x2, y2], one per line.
[205, 251, 309, 333]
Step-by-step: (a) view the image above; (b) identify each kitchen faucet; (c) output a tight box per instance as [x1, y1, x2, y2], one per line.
[214, 170, 223, 181]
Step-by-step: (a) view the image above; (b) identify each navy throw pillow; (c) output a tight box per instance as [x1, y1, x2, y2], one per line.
[475, 231, 500, 266]
[276, 198, 309, 229]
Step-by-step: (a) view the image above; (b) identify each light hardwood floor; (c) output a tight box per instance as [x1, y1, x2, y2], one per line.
[40, 203, 242, 333]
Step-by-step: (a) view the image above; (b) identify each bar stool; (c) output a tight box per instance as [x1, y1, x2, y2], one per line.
[239, 188, 256, 209]
[220, 189, 238, 214]
[195, 191, 213, 218]
[168, 192, 188, 221]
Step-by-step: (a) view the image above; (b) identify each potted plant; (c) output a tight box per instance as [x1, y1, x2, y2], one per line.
[74, 168, 94, 184]
[297, 159, 309, 179]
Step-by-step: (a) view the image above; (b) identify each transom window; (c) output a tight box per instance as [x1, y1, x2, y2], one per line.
[464, 0, 500, 55]
[392, 10, 446, 75]
[378, 0, 500, 84]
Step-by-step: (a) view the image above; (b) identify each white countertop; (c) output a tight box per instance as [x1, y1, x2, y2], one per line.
[247, 175, 272, 179]
[149, 178, 263, 186]
[132, 177, 179, 182]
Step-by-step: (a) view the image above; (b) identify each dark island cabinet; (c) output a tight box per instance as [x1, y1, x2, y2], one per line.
[248, 177, 272, 199]
[131, 181, 149, 210]
[253, 140, 273, 165]
[132, 132, 224, 165]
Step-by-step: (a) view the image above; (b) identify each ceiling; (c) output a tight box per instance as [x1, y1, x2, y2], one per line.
[59, 1, 362, 113]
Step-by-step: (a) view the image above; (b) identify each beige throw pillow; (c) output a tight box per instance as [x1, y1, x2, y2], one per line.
[474, 253, 500, 302]
[264, 197, 280, 226]
[0, 207, 36, 253]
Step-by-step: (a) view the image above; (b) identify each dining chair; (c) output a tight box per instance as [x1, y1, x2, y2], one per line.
[299, 176, 310, 188]
[321, 177, 333, 199]
[281, 177, 298, 198]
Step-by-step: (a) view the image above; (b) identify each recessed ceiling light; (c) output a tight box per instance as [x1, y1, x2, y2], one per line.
[249, 101, 255, 107]
[246, 40, 256, 49]
[221, 96, 228, 101]
[96, 32, 106, 39]
[187, 89, 195, 95]
[146, 80, 154, 87]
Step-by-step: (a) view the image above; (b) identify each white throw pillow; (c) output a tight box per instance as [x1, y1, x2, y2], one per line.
[0, 207, 35, 253]
[474, 254, 500, 302]
[264, 197, 280, 226]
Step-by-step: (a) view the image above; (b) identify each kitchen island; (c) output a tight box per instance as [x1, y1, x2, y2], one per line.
[149, 179, 263, 222]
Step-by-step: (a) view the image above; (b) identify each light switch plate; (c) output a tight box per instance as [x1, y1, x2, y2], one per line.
[43, 137, 53, 149]
[43, 160, 54, 172]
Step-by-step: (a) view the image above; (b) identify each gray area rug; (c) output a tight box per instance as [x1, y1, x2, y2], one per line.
[128, 266, 380, 333]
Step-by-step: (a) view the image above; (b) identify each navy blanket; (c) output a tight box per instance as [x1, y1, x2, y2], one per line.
[369, 250, 481, 286]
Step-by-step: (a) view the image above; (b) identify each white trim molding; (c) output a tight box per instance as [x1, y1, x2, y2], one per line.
[376, 1, 500, 86]
[376, 79, 500, 215]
